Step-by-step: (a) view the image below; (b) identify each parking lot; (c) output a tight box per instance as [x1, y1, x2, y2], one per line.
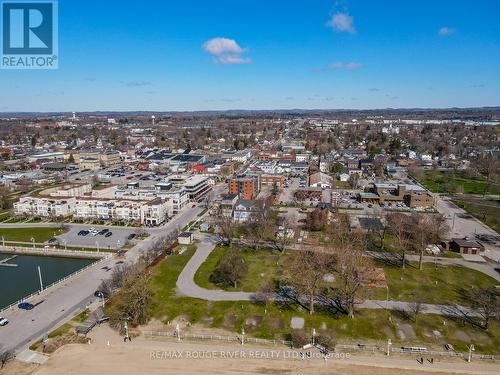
[54, 225, 138, 250]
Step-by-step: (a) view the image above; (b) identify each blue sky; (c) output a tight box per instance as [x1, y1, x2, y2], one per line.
[1, 0, 499, 111]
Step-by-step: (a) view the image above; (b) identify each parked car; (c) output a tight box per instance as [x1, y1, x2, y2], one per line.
[192, 204, 196, 208]
[98, 229, 109, 235]
[94, 290, 108, 298]
[127, 233, 136, 240]
[18, 302, 34, 310]
[0, 317, 8, 326]
[48, 237, 58, 244]
[105, 231, 113, 237]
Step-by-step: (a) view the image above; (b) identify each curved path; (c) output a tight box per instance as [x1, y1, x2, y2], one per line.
[176, 234, 479, 316]
[176, 234, 254, 301]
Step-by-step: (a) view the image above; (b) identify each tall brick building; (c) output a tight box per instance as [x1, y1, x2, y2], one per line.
[228, 175, 260, 200]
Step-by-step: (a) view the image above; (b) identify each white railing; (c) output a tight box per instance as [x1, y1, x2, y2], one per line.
[0, 256, 109, 314]
[142, 331, 499, 361]
[143, 330, 292, 346]
[0, 245, 108, 258]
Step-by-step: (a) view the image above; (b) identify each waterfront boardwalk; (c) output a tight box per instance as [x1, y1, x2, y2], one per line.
[0, 246, 108, 259]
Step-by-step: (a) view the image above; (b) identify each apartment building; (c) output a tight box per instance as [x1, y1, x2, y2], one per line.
[183, 175, 211, 201]
[14, 195, 171, 225]
[228, 174, 260, 200]
[73, 198, 171, 225]
[71, 149, 121, 167]
[115, 181, 192, 214]
[14, 196, 75, 218]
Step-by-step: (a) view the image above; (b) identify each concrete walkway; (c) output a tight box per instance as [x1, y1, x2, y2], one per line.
[176, 235, 254, 301]
[370, 252, 500, 282]
[176, 235, 477, 316]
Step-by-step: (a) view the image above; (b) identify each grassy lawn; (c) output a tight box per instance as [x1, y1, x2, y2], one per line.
[194, 247, 497, 308]
[0, 227, 67, 242]
[146, 247, 500, 354]
[452, 197, 500, 233]
[418, 170, 499, 195]
[369, 261, 498, 306]
[194, 246, 287, 292]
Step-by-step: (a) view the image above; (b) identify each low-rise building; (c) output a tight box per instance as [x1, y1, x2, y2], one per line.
[233, 199, 264, 222]
[309, 172, 333, 189]
[447, 238, 482, 255]
[79, 157, 100, 170]
[358, 182, 433, 208]
[178, 232, 194, 245]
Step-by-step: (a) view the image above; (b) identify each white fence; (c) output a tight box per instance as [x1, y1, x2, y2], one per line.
[0, 255, 109, 314]
[143, 330, 292, 347]
[142, 331, 499, 361]
[335, 343, 499, 361]
[0, 245, 108, 259]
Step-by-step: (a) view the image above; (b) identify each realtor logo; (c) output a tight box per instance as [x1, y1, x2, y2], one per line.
[1, 0, 58, 69]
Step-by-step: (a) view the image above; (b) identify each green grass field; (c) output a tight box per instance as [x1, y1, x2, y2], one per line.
[145, 246, 500, 354]
[418, 170, 499, 195]
[369, 261, 498, 305]
[194, 246, 287, 292]
[452, 197, 500, 233]
[0, 227, 67, 242]
[194, 247, 498, 307]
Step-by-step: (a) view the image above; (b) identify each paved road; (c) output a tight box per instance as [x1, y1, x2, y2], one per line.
[421, 186, 500, 262]
[0, 205, 203, 354]
[176, 235, 478, 316]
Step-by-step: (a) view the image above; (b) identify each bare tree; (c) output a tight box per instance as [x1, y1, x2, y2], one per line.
[214, 207, 237, 246]
[0, 348, 14, 369]
[408, 294, 426, 323]
[326, 242, 371, 318]
[272, 216, 295, 253]
[387, 212, 411, 269]
[473, 153, 500, 197]
[409, 214, 433, 271]
[428, 213, 449, 243]
[210, 248, 248, 288]
[467, 286, 499, 330]
[286, 250, 330, 314]
[321, 220, 371, 318]
[109, 271, 152, 327]
[246, 198, 273, 250]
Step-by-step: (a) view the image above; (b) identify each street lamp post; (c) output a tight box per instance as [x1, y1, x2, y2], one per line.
[386, 286, 389, 311]
[63, 239, 67, 250]
[95, 241, 99, 254]
[467, 344, 475, 363]
[116, 240, 121, 250]
[386, 339, 392, 356]
[37, 266, 44, 292]
[1, 236, 4, 247]
[124, 320, 130, 342]
[31, 237, 35, 249]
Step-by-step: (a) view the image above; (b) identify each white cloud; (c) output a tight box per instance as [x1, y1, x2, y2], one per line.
[327, 12, 356, 34]
[331, 62, 362, 70]
[202, 37, 251, 64]
[438, 27, 455, 36]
